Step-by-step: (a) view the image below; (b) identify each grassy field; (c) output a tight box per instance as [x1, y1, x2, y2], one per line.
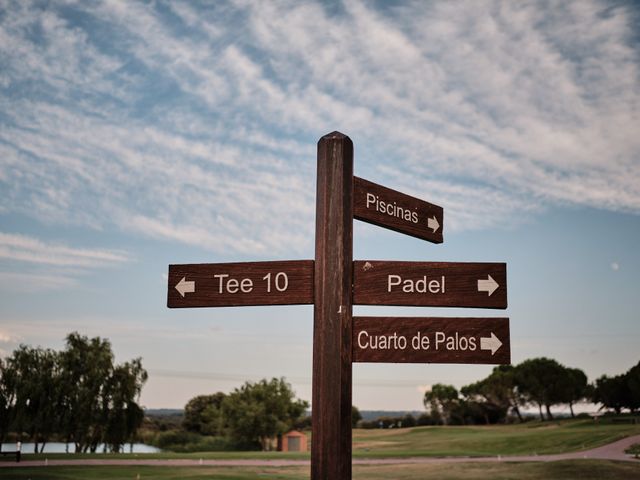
[8, 417, 639, 461]
[352, 417, 640, 457]
[1, 461, 640, 480]
[1, 418, 639, 479]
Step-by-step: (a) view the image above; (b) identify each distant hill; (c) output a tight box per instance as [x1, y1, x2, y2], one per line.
[145, 408, 183, 417]
[359, 410, 423, 421]
[144, 408, 424, 421]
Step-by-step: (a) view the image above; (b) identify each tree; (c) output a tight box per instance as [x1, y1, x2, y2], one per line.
[221, 378, 308, 450]
[561, 367, 589, 418]
[483, 365, 524, 422]
[57, 332, 147, 452]
[515, 358, 567, 421]
[351, 405, 362, 428]
[103, 358, 148, 452]
[447, 399, 501, 425]
[0, 358, 17, 452]
[0, 332, 147, 453]
[423, 384, 458, 425]
[402, 413, 417, 428]
[626, 361, 640, 413]
[183, 393, 226, 435]
[593, 374, 630, 414]
[8, 345, 61, 452]
[461, 370, 511, 424]
[58, 333, 115, 452]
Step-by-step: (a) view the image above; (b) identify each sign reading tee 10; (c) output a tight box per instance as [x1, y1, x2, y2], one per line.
[167, 260, 314, 308]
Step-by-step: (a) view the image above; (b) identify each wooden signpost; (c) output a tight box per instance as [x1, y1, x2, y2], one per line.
[312, 133, 354, 479]
[167, 131, 510, 480]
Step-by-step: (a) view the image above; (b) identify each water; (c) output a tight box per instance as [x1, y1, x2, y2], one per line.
[1, 442, 161, 454]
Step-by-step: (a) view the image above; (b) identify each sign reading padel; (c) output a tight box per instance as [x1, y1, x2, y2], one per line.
[353, 260, 507, 309]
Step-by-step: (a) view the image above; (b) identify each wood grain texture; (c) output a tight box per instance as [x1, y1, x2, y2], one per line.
[167, 260, 313, 308]
[353, 260, 507, 309]
[354, 176, 443, 243]
[353, 317, 510, 364]
[312, 132, 353, 480]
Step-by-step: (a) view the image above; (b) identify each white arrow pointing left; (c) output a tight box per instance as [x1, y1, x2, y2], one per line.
[477, 275, 499, 296]
[480, 332, 502, 355]
[427, 215, 440, 233]
[175, 277, 195, 297]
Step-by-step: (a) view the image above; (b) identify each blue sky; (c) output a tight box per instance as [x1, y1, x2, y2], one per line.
[0, 0, 639, 411]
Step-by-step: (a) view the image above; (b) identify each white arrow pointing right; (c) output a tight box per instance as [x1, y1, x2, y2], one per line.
[175, 277, 195, 297]
[477, 275, 499, 296]
[427, 215, 440, 233]
[480, 332, 502, 355]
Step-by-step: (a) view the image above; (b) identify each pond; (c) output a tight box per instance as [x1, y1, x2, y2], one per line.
[1, 442, 161, 454]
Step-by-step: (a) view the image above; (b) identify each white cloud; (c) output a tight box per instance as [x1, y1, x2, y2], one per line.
[0, 0, 638, 255]
[0, 232, 130, 268]
[0, 231, 131, 291]
[0, 271, 78, 292]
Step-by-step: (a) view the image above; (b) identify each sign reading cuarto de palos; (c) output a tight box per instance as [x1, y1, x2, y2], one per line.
[167, 131, 509, 480]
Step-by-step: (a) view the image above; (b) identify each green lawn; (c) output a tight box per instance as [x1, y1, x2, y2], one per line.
[2, 420, 640, 480]
[1, 461, 640, 480]
[352, 417, 640, 457]
[0, 465, 305, 480]
[4, 417, 639, 463]
[1, 450, 310, 461]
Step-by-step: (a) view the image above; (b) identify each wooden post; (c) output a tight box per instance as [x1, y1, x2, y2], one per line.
[312, 131, 353, 479]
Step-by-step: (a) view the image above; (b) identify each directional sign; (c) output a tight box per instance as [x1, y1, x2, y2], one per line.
[353, 317, 510, 364]
[167, 260, 314, 308]
[353, 176, 443, 244]
[353, 260, 507, 309]
[166, 132, 511, 480]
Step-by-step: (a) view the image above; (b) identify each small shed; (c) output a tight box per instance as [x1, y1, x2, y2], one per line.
[278, 430, 308, 452]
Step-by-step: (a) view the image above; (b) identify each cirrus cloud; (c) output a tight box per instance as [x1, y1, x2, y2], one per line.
[0, 0, 638, 255]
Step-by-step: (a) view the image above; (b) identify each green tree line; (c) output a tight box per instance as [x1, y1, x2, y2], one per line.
[0, 333, 147, 453]
[176, 377, 308, 451]
[424, 357, 640, 425]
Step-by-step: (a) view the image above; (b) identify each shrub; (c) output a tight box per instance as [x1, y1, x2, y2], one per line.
[152, 430, 237, 452]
